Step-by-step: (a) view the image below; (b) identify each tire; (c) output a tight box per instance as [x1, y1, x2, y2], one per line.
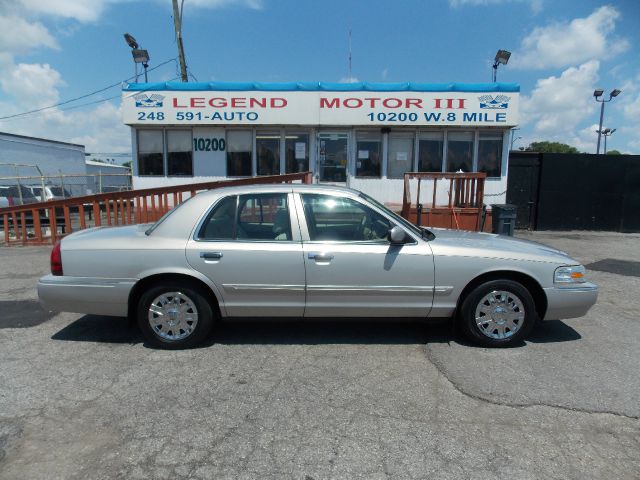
[137, 282, 215, 349]
[459, 279, 537, 347]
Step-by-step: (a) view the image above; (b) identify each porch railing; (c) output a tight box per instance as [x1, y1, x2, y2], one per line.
[401, 172, 487, 231]
[1, 172, 312, 246]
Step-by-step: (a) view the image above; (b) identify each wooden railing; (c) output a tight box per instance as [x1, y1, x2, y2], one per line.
[401, 172, 487, 231]
[1, 172, 312, 246]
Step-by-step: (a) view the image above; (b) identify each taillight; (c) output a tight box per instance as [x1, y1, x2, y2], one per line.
[51, 241, 63, 276]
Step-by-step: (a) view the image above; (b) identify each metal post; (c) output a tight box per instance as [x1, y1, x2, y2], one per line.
[99, 172, 103, 193]
[59, 172, 66, 198]
[15, 165, 24, 204]
[596, 101, 605, 154]
[604, 134, 607, 154]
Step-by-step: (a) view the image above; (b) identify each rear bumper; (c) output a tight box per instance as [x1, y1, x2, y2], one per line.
[543, 282, 598, 320]
[38, 274, 135, 317]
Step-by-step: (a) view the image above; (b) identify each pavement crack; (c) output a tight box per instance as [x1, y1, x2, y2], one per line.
[423, 344, 640, 421]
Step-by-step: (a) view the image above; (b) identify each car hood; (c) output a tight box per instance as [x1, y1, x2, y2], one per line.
[427, 228, 576, 264]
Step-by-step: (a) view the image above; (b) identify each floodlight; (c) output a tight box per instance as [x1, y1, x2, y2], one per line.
[610, 89, 621, 98]
[593, 89, 604, 98]
[494, 50, 511, 65]
[132, 49, 150, 64]
[124, 33, 138, 49]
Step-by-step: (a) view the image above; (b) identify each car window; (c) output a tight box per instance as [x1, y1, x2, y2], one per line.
[199, 193, 292, 241]
[198, 195, 237, 240]
[237, 193, 292, 241]
[301, 194, 392, 242]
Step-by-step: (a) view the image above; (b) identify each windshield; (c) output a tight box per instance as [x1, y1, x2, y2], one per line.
[358, 192, 429, 239]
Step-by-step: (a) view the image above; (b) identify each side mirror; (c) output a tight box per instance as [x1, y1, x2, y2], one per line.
[388, 225, 407, 244]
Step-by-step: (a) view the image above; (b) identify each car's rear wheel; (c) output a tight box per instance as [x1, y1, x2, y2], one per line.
[459, 279, 537, 347]
[137, 282, 215, 349]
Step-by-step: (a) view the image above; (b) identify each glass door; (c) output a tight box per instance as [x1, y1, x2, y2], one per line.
[317, 132, 349, 183]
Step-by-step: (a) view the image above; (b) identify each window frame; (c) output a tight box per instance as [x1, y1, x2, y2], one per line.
[137, 129, 165, 177]
[166, 129, 194, 177]
[225, 129, 254, 177]
[195, 192, 296, 243]
[299, 192, 414, 245]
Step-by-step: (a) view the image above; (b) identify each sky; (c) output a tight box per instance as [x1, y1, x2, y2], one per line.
[0, 0, 639, 155]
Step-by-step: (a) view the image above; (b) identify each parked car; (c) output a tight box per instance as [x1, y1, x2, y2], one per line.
[38, 185, 598, 349]
[27, 185, 72, 202]
[0, 185, 38, 207]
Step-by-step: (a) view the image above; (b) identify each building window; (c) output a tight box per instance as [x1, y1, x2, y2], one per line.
[285, 132, 309, 173]
[355, 131, 382, 178]
[137, 130, 164, 176]
[226, 130, 252, 176]
[418, 131, 444, 172]
[167, 130, 193, 176]
[256, 131, 280, 176]
[387, 133, 414, 179]
[446, 131, 474, 173]
[477, 133, 503, 178]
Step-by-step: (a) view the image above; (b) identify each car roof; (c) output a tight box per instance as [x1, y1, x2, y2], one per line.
[195, 183, 360, 199]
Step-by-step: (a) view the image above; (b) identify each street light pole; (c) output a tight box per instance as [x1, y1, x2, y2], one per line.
[594, 88, 621, 154]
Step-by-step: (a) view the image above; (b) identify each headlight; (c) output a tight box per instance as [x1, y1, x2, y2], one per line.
[554, 265, 586, 284]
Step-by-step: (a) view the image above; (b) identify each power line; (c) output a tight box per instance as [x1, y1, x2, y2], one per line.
[0, 75, 181, 122]
[0, 58, 177, 121]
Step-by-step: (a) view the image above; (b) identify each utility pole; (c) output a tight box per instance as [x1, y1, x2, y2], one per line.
[172, 0, 189, 82]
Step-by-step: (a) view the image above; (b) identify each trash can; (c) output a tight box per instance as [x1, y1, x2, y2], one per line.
[491, 204, 517, 236]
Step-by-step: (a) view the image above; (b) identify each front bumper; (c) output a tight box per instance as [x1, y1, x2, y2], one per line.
[543, 282, 598, 320]
[38, 274, 135, 317]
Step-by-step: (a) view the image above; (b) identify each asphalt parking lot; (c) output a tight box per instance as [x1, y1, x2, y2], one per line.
[1, 231, 639, 480]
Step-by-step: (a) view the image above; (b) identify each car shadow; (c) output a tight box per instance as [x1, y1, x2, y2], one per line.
[51, 316, 581, 348]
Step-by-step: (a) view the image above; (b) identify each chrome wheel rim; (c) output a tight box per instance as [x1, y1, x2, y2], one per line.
[148, 291, 199, 341]
[475, 290, 525, 340]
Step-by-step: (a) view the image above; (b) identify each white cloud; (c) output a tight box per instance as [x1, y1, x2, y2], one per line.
[339, 76, 359, 83]
[17, 0, 111, 22]
[512, 6, 629, 70]
[448, 0, 542, 14]
[0, 14, 58, 54]
[0, 62, 65, 107]
[382, 68, 389, 80]
[521, 60, 599, 135]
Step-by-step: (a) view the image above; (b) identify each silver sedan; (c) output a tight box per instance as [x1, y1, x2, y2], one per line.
[38, 184, 597, 348]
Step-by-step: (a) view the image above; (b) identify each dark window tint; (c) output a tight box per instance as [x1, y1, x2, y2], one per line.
[198, 195, 237, 240]
[477, 134, 503, 178]
[137, 130, 164, 176]
[301, 194, 392, 242]
[418, 132, 444, 172]
[285, 133, 309, 173]
[356, 132, 382, 178]
[237, 194, 291, 241]
[167, 130, 193, 176]
[226, 130, 252, 176]
[446, 132, 474, 172]
[256, 131, 280, 175]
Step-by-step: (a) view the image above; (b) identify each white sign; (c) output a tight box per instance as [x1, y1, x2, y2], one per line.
[295, 142, 306, 159]
[123, 90, 519, 127]
[358, 150, 369, 159]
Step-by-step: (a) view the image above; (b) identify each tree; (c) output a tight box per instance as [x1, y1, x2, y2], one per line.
[605, 149, 623, 155]
[526, 141, 580, 154]
[122, 161, 132, 169]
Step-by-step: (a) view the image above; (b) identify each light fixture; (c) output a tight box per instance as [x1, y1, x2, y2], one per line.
[123, 32, 150, 82]
[492, 50, 511, 82]
[594, 88, 622, 154]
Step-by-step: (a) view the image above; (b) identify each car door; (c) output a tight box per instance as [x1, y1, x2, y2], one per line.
[296, 192, 435, 318]
[185, 191, 305, 318]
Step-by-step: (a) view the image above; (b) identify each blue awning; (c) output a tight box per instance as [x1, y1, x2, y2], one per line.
[123, 81, 520, 93]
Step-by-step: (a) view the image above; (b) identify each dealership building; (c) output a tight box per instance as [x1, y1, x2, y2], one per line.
[122, 82, 519, 204]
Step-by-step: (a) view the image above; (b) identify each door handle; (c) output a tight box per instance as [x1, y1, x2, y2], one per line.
[308, 252, 334, 261]
[200, 251, 223, 260]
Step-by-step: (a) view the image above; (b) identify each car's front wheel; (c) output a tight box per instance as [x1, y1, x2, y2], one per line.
[137, 282, 215, 349]
[459, 279, 537, 347]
